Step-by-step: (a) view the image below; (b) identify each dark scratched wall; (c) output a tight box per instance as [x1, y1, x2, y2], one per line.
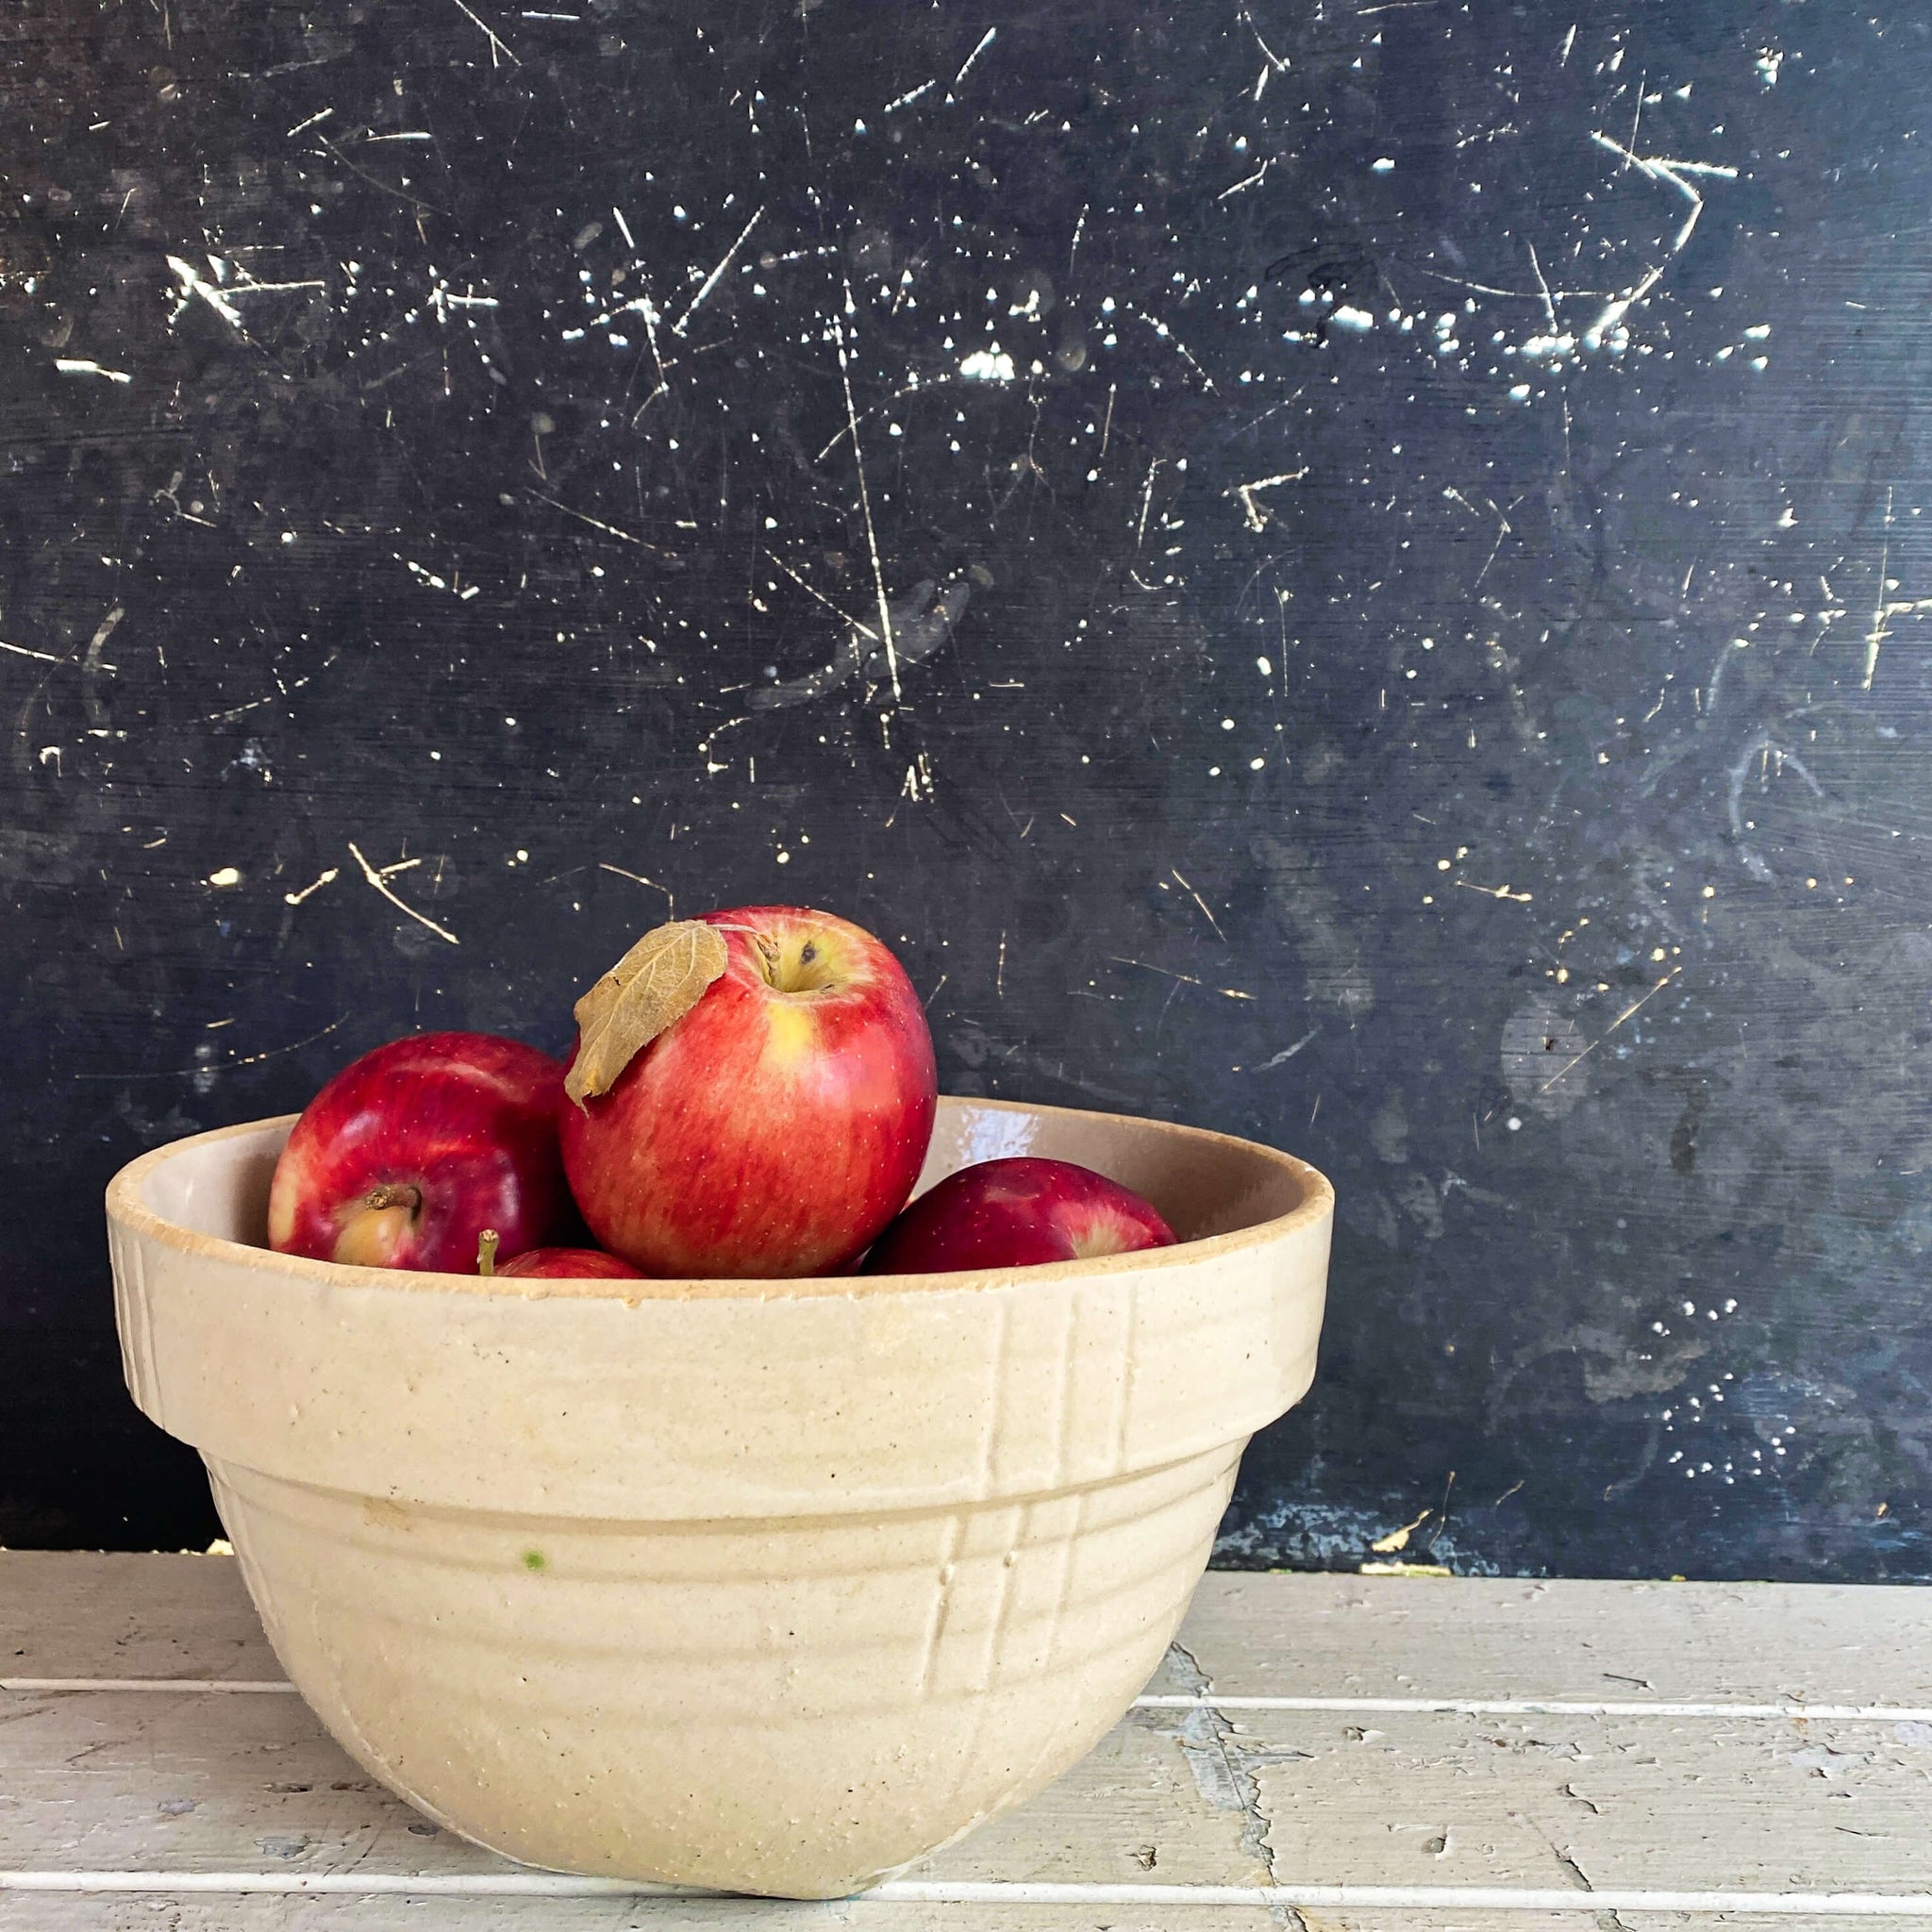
[5, 0, 1931, 1576]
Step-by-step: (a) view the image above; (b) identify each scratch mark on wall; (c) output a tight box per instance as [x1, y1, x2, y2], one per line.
[282, 868, 339, 907]
[1217, 159, 1274, 200]
[523, 487, 662, 552]
[346, 841, 458, 944]
[1861, 489, 1932, 690]
[672, 205, 764, 337]
[165, 257, 244, 330]
[80, 1016, 349, 1082]
[1583, 132, 1738, 350]
[830, 301, 900, 699]
[1133, 308, 1216, 391]
[1238, 4, 1292, 79]
[1227, 469, 1307, 533]
[1538, 971, 1678, 1097]
[53, 358, 134, 384]
[449, 0, 521, 67]
[597, 863, 674, 914]
[1171, 869, 1226, 941]
[1135, 458, 1164, 552]
[82, 607, 125, 684]
[1110, 958, 1257, 1001]
[951, 25, 997, 92]
[1238, 1027, 1319, 1074]
[1726, 734, 1825, 879]
[1442, 486, 1515, 585]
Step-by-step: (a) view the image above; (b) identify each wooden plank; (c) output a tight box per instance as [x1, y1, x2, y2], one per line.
[0, 1902, 1291, 1932]
[0, 1552, 276, 1683]
[6, 1676, 1932, 1898]
[1148, 1572, 1932, 1707]
[0, 1907, 1848, 1932]
[1224, 1706, 1932, 1896]
[9, 1556, 1932, 1922]
[14, 1553, 1932, 1710]
[0, 1690, 1251, 1890]
[0, 1913, 1906, 1932]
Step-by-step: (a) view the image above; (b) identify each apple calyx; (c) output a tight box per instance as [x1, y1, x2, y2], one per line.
[566, 919, 730, 1109]
[476, 1228, 500, 1277]
[331, 1181, 425, 1269]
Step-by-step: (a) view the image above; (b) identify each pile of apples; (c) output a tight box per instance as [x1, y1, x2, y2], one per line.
[267, 906, 1176, 1281]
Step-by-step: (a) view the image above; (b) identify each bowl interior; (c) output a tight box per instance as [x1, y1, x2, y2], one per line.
[136, 1097, 1313, 1254]
[140, 1124, 284, 1245]
[914, 1099, 1304, 1243]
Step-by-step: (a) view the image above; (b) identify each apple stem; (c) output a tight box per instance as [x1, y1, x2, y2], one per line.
[364, 1182, 423, 1216]
[476, 1228, 499, 1277]
[715, 922, 781, 977]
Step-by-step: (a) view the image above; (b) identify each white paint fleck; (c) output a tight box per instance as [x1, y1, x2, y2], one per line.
[54, 358, 133, 384]
[958, 347, 1016, 382]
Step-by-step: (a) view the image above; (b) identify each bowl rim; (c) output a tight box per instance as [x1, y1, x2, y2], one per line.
[106, 1094, 1334, 1303]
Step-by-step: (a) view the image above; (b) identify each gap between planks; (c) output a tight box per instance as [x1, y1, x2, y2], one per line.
[9, 1678, 1932, 1723]
[4, 1874, 1932, 1915]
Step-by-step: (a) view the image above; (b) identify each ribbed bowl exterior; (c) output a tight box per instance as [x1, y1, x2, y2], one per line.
[208, 1445, 1240, 1893]
[108, 1097, 1332, 1898]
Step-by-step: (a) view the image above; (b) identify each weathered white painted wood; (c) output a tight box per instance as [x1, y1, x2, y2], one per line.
[0, 1690, 1256, 1890]
[0, 1908, 1905, 1932]
[0, 1914, 1865, 1932]
[9, 1903, 1925, 1932]
[1148, 1572, 1932, 1707]
[1225, 1707, 1932, 1893]
[11, 1555, 1932, 1710]
[7, 1554, 1932, 1924]
[0, 1552, 275, 1682]
[0, 1900, 1291, 1932]
[6, 1662, 1931, 1897]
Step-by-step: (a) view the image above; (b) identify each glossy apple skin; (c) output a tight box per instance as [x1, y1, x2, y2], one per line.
[559, 906, 938, 1278]
[497, 1246, 642, 1280]
[862, 1158, 1177, 1274]
[268, 1033, 568, 1272]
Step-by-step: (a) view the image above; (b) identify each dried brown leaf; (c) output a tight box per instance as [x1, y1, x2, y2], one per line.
[565, 919, 728, 1107]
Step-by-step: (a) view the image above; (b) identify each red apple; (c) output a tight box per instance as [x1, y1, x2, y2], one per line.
[475, 1230, 643, 1281]
[268, 1033, 568, 1271]
[499, 1247, 642, 1280]
[862, 1158, 1177, 1274]
[559, 906, 937, 1277]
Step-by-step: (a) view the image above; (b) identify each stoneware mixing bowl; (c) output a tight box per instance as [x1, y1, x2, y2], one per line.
[108, 1095, 1333, 1899]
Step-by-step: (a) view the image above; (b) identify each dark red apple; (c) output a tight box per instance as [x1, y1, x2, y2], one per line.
[268, 1033, 567, 1271]
[500, 1247, 642, 1280]
[559, 906, 937, 1277]
[475, 1230, 643, 1281]
[862, 1158, 1177, 1274]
